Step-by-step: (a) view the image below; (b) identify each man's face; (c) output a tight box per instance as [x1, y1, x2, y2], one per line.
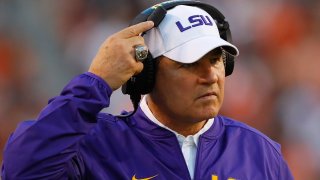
[149, 48, 225, 124]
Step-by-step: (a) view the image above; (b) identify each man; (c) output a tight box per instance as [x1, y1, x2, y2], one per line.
[2, 2, 293, 180]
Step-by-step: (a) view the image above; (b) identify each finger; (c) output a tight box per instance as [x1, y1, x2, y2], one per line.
[117, 21, 154, 39]
[126, 36, 145, 47]
[134, 61, 144, 75]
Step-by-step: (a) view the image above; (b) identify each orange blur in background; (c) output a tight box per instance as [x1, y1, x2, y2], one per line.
[1, 1, 319, 179]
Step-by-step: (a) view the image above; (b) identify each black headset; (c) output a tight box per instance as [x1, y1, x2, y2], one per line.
[119, 0, 235, 117]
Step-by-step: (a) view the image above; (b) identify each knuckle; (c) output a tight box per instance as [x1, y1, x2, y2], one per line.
[128, 28, 137, 36]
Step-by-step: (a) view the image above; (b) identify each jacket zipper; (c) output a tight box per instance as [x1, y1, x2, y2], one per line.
[173, 136, 192, 180]
[193, 135, 202, 180]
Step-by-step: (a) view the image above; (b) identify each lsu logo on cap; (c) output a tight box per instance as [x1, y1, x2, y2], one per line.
[176, 14, 214, 32]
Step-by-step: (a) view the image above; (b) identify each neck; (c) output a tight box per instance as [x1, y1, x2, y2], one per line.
[146, 95, 207, 136]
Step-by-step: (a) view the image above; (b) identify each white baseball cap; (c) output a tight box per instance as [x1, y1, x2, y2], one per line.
[144, 5, 239, 63]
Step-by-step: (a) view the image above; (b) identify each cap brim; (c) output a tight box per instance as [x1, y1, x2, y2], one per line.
[163, 36, 239, 63]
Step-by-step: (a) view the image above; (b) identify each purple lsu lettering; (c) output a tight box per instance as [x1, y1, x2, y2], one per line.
[175, 14, 213, 32]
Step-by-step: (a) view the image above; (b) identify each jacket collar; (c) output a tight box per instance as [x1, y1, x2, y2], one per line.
[131, 104, 225, 140]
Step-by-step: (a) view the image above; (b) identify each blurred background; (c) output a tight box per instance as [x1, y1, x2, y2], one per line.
[0, 0, 319, 178]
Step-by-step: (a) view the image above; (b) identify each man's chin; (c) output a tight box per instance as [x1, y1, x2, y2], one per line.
[191, 111, 217, 123]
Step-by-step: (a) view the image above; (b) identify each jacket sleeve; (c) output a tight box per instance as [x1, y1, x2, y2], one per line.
[2, 72, 113, 179]
[279, 156, 294, 180]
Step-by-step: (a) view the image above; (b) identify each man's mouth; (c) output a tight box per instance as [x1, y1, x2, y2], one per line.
[197, 92, 218, 100]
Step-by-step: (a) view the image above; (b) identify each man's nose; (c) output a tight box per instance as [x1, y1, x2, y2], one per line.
[197, 59, 219, 84]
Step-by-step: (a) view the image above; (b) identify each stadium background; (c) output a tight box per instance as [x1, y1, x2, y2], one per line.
[0, 0, 319, 178]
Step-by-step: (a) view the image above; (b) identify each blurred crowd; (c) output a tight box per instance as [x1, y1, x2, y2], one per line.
[0, 0, 319, 179]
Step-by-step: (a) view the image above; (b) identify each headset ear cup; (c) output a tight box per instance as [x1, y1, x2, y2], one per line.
[225, 54, 234, 76]
[121, 54, 155, 95]
[135, 54, 156, 94]
[220, 27, 235, 76]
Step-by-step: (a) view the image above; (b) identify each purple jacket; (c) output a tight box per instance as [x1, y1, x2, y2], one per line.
[2, 73, 293, 180]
